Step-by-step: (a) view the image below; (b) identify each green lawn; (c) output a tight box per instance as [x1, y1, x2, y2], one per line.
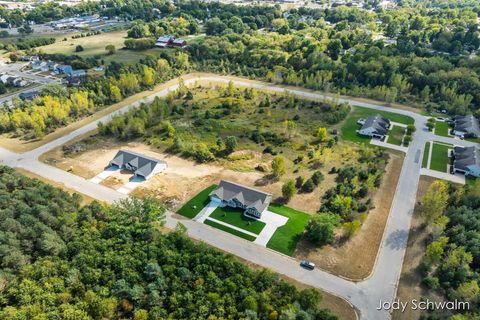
[266, 204, 310, 256]
[210, 206, 266, 234]
[177, 185, 217, 219]
[341, 106, 414, 143]
[204, 219, 256, 241]
[387, 125, 405, 146]
[434, 121, 451, 137]
[422, 142, 431, 168]
[466, 176, 478, 187]
[430, 142, 452, 172]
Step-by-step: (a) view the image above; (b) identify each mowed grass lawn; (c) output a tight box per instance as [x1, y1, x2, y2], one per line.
[177, 185, 217, 219]
[204, 219, 256, 241]
[430, 142, 452, 172]
[210, 206, 266, 234]
[434, 121, 451, 137]
[341, 106, 414, 143]
[266, 204, 310, 256]
[422, 142, 431, 168]
[387, 125, 405, 146]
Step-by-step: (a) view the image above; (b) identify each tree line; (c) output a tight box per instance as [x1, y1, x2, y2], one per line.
[0, 166, 338, 320]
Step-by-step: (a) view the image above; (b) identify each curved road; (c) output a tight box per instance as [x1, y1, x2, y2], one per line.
[0, 75, 477, 320]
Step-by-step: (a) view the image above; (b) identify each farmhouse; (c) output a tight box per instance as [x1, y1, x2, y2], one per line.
[453, 115, 480, 138]
[209, 180, 272, 219]
[109, 150, 167, 180]
[452, 146, 480, 177]
[172, 38, 187, 47]
[155, 35, 175, 48]
[358, 114, 391, 139]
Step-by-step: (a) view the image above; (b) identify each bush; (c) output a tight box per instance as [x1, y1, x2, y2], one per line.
[305, 213, 342, 246]
[423, 276, 440, 289]
[311, 171, 324, 185]
[302, 178, 315, 193]
[295, 176, 304, 189]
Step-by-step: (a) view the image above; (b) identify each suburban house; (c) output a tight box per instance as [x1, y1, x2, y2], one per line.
[357, 114, 391, 139]
[109, 150, 167, 180]
[452, 146, 480, 177]
[19, 90, 40, 101]
[209, 180, 272, 219]
[70, 69, 87, 78]
[155, 35, 175, 48]
[31, 60, 48, 71]
[56, 65, 73, 75]
[453, 115, 480, 138]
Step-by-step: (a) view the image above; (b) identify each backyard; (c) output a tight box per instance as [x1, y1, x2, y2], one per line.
[341, 106, 414, 143]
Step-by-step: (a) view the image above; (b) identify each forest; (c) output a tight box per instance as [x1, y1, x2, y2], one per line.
[0, 166, 338, 319]
[420, 180, 480, 317]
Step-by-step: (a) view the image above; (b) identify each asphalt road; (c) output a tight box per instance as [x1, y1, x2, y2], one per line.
[0, 74, 477, 320]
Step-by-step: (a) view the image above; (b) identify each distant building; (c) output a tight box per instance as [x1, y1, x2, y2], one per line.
[56, 65, 73, 75]
[109, 150, 167, 180]
[209, 180, 272, 219]
[453, 115, 480, 138]
[67, 77, 82, 87]
[358, 114, 391, 139]
[19, 90, 40, 101]
[31, 60, 48, 71]
[70, 69, 87, 78]
[172, 38, 187, 47]
[452, 146, 480, 177]
[155, 35, 175, 48]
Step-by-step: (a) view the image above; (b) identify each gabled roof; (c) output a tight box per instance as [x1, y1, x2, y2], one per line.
[209, 180, 272, 213]
[360, 114, 390, 135]
[454, 115, 480, 137]
[454, 146, 480, 171]
[110, 150, 166, 178]
[157, 35, 174, 43]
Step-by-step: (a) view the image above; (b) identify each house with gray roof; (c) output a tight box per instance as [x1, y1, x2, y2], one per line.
[453, 115, 480, 138]
[358, 114, 391, 139]
[109, 150, 167, 180]
[453, 146, 480, 177]
[209, 180, 272, 219]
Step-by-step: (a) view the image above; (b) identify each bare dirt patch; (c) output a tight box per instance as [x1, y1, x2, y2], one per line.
[393, 176, 444, 320]
[295, 153, 404, 280]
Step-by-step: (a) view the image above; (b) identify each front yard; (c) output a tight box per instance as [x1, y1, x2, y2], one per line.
[429, 142, 451, 172]
[266, 204, 310, 256]
[387, 125, 406, 146]
[177, 185, 218, 218]
[209, 206, 266, 234]
[434, 121, 451, 137]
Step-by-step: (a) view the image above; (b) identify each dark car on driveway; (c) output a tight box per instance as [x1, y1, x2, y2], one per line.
[300, 260, 315, 270]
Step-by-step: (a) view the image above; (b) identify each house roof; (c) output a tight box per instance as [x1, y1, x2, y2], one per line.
[360, 114, 390, 135]
[157, 35, 174, 43]
[19, 90, 39, 100]
[454, 146, 480, 171]
[173, 38, 186, 44]
[110, 150, 166, 178]
[209, 180, 272, 214]
[454, 115, 480, 137]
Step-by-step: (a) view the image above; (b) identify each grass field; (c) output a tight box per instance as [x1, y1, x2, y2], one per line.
[387, 125, 405, 146]
[429, 142, 451, 172]
[177, 185, 217, 219]
[34, 30, 160, 65]
[341, 106, 414, 143]
[204, 219, 256, 241]
[210, 206, 266, 234]
[266, 204, 310, 256]
[434, 121, 451, 137]
[422, 142, 430, 168]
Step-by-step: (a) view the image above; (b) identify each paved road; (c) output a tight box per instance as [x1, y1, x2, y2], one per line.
[0, 75, 477, 320]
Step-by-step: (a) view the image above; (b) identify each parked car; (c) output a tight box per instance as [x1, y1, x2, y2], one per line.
[300, 260, 315, 270]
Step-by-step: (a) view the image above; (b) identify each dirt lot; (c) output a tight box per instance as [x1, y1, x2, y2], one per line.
[393, 176, 445, 320]
[295, 153, 404, 280]
[40, 132, 362, 214]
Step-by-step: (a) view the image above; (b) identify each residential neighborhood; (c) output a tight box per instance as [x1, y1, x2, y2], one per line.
[0, 1, 479, 320]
